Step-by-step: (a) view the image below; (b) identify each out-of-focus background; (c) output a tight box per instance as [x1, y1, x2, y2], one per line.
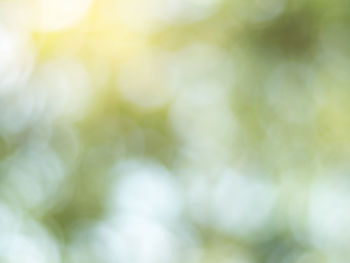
[1, 0, 350, 262]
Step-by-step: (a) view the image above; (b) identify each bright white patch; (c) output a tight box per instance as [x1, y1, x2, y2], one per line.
[0, 217, 60, 263]
[0, 24, 34, 96]
[69, 216, 182, 263]
[109, 159, 183, 222]
[309, 175, 350, 251]
[212, 170, 276, 237]
[33, 0, 92, 31]
[0, 203, 21, 254]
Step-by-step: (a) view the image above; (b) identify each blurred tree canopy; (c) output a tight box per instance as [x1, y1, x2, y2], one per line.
[1, 0, 350, 262]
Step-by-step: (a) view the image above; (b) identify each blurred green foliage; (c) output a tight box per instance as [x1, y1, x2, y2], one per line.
[1, 0, 350, 262]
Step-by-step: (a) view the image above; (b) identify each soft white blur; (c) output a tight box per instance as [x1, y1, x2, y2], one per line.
[0, 0, 349, 263]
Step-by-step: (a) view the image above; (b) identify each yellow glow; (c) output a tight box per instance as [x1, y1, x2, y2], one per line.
[33, 0, 92, 32]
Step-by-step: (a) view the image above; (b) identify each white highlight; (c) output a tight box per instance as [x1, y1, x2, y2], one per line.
[33, 0, 92, 31]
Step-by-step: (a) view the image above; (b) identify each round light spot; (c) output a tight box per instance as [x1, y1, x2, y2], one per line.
[0, 24, 35, 96]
